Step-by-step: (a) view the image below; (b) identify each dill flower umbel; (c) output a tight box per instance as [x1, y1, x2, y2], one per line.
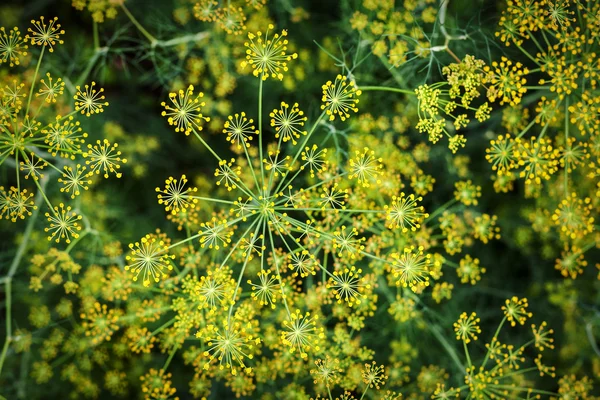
[390, 246, 432, 292]
[200, 321, 258, 375]
[223, 112, 258, 149]
[156, 175, 198, 215]
[44, 203, 82, 244]
[27, 16, 65, 52]
[454, 312, 481, 343]
[502, 296, 532, 327]
[74, 82, 109, 116]
[281, 310, 324, 359]
[0, 26, 28, 67]
[327, 266, 369, 307]
[161, 85, 210, 135]
[125, 233, 175, 286]
[321, 74, 362, 121]
[241, 24, 298, 80]
[84, 139, 127, 178]
[270, 102, 307, 145]
[485, 56, 529, 106]
[384, 192, 428, 231]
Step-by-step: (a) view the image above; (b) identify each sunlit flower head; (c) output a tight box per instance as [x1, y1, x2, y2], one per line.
[125, 234, 175, 287]
[241, 24, 298, 80]
[27, 16, 65, 52]
[321, 74, 362, 121]
[161, 85, 210, 135]
[74, 82, 109, 116]
[44, 203, 82, 244]
[0, 26, 28, 66]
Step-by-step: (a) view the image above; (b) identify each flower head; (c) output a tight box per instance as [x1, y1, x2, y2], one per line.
[161, 85, 210, 135]
[270, 102, 307, 145]
[321, 74, 361, 121]
[327, 266, 369, 307]
[453, 312, 481, 343]
[241, 24, 298, 80]
[311, 357, 342, 387]
[58, 164, 92, 199]
[384, 192, 428, 231]
[44, 203, 82, 243]
[0, 26, 28, 66]
[390, 245, 432, 292]
[140, 369, 178, 399]
[74, 82, 109, 116]
[348, 147, 383, 187]
[80, 302, 121, 344]
[84, 139, 127, 179]
[281, 309, 324, 359]
[155, 175, 198, 215]
[201, 321, 258, 375]
[125, 234, 175, 286]
[223, 112, 258, 149]
[37, 73, 64, 103]
[502, 296, 532, 327]
[0, 187, 36, 222]
[27, 17, 65, 52]
[362, 362, 388, 389]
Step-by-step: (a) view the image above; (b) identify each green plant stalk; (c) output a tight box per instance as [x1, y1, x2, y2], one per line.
[227, 216, 263, 324]
[25, 46, 45, 117]
[359, 386, 369, 400]
[93, 21, 99, 50]
[0, 279, 11, 378]
[427, 322, 466, 375]
[65, 229, 90, 253]
[162, 343, 180, 371]
[359, 86, 414, 96]
[274, 110, 326, 194]
[425, 198, 458, 222]
[120, 3, 157, 45]
[564, 98, 569, 196]
[75, 47, 107, 88]
[156, 32, 210, 48]
[0, 179, 46, 377]
[258, 79, 265, 190]
[481, 316, 506, 368]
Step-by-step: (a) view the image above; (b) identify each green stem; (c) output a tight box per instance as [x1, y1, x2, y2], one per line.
[93, 21, 100, 50]
[274, 110, 326, 194]
[482, 316, 506, 368]
[463, 339, 472, 368]
[227, 216, 262, 324]
[162, 343, 180, 371]
[75, 47, 107, 88]
[359, 386, 369, 400]
[425, 198, 458, 222]
[564, 98, 569, 197]
[25, 46, 45, 117]
[152, 318, 176, 336]
[514, 42, 541, 66]
[258, 79, 265, 191]
[0, 178, 47, 377]
[493, 385, 557, 396]
[65, 229, 91, 253]
[120, 3, 157, 45]
[191, 127, 222, 162]
[359, 86, 415, 96]
[427, 322, 466, 374]
[0, 279, 11, 378]
[155, 32, 210, 48]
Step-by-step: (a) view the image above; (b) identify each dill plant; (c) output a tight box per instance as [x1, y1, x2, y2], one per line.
[0, 0, 598, 399]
